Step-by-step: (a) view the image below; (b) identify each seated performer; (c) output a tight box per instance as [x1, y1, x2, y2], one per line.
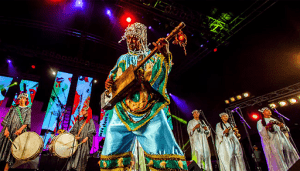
[187, 110, 212, 171]
[100, 22, 187, 170]
[67, 106, 96, 171]
[0, 93, 31, 171]
[215, 113, 246, 171]
[257, 107, 299, 171]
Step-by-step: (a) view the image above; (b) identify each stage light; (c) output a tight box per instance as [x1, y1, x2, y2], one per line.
[230, 97, 235, 102]
[75, 0, 83, 8]
[167, 33, 169, 36]
[148, 26, 152, 29]
[191, 34, 194, 37]
[236, 95, 242, 100]
[52, 71, 56, 75]
[178, 35, 185, 41]
[298, 95, 300, 99]
[225, 100, 230, 104]
[269, 103, 277, 109]
[279, 101, 287, 107]
[31, 65, 35, 69]
[214, 48, 217, 52]
[94, 80, 97, 83]
[243, 92, 249, 98]
[207, 40, 209, 43]
[7, 59, 11, 63]
[200, 44, 203, 47]
[126, 17, 132, 23]
[288, 98, 297, 104]
[251, 113, 259, 120]
[106, 9, 111, 16]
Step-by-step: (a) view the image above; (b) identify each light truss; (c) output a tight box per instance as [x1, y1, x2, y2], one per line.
[225, 82, 300, 111]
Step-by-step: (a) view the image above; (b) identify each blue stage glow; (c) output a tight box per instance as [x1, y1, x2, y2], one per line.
[106, 9, 111, 16]
[7, 60, 11, 63]
[169, 94, 193, 116]
[75, 0, 83, 8]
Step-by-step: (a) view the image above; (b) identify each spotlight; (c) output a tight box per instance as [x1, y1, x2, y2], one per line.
[75, 0, 83, 8]
[7, 59, 11, 63]
[52, 71, 56, 75]
[148, 26, 152, 29]
[269, 103, 277, 109]
[298, 95, 300, 99]
[191, 34, 194, 37]
[236, 95, 242, 100]
[243, 92, 249, 98]
[200, 44, 203, 47]
[167, 33, 169, 36]
[213, 48, 217, 52]
[31, 65, 36, 69]
[279, 101, 287, 107]
[251, 113, 259, 120]
[178, 35, 185, 41]
[288, 98, 297, 104]
[94, 80, 97, 83]
[126, 17, 132, 23]
[106, 9, 111, 16]
[225, 100, 230, 104]
[230, 97, 235, 102]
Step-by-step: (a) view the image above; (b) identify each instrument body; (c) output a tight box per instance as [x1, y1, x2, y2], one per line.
[101, 22, 186, 110]
[225, 112, 241, 140]
[197, 120, 209, 135]
[49, 132, 78, 158]
[11, 132, 43, 161]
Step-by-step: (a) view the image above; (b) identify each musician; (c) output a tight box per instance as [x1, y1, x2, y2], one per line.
[257, 107, 299, 171]
[187, 110, 212, 171]
[215, 113, 246, 171]
[0, 93, 31, 171]
[101, 22, 187, 170]
[67, 106, 96, 171]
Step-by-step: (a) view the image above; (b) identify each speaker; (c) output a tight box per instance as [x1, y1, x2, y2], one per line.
[188, 161, 203, 171]
[288, 159, 300, 171]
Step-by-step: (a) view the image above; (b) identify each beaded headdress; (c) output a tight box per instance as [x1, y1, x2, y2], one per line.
[119, 22, 149, 55]
[17, 93, 28, 99]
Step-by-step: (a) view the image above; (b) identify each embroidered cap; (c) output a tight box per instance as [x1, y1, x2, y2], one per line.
[258, 107, 270, 113]
[17, 93, 28, 99]
[219, 112, 228, 117]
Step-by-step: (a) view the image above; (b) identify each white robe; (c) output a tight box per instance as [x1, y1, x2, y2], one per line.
[257, 118, 299, 171]
[215, 122, 247, 171]
[187, 119, 212, 171]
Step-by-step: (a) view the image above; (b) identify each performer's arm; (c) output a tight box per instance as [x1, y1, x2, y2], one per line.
[15, 125, 27, 135]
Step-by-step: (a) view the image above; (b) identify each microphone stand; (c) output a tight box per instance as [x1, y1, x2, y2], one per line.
[230, 108, 262, 171]
[199, 110, 220, 171]
[272, 108, 299, 155]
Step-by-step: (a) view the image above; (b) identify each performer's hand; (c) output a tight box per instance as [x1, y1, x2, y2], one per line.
[75, 135, 81, 140]
[203, 126, 208, 130]
[105, 77, 114, 90]
[82, 137, 88, 143]
[223, 128, 230, 134]
[15, 129, 22, 136]
[4, 128, 9, 138]
[153, 38, 170, 57]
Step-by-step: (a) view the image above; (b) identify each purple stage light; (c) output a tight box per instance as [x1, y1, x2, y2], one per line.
[169, 93, 193, 116]
[207, 40, 209, 43]
[200, 44, 203, 47]
[106, 9, 111, 16]
[7, 59, 11, 63]
[75, 0, 83, 8]
[148, 26, 152, 29]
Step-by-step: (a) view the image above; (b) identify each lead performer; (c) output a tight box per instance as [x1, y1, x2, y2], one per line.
[100, 22, 187, 170]
[0, 93, 31, 171]
[187, 110, 212, 171]
[257, 107, 299, 171]
[215, 113, 246, 171]
[67, 106, 96, 171]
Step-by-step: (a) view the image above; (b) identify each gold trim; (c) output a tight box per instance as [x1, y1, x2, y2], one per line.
[115, 105, 133, 131]
[121, 99, 156, 117]
[100, 166, 131, 171]
[150, 54, 163, 86]
[101, 151, 133, 160]
[148, 167, 186, 171]
[144, 152, 186, 160]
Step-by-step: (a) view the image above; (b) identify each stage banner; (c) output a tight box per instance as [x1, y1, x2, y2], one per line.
[0, 76, 14, 106]
[69, 76, 93, 130]
[41, 71, 73, 132]
[11, 79, 39, 108]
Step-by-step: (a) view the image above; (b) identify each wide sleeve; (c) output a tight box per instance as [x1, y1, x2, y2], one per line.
[24, 108, 31, 129]
[108, 55, 125, 81]
[87, 120, 96, 150]
[1, 107, 13, 127]
[187, 120, 195, 136]
[257, 120, 270, 142]
[215, 123, 224, 145]
[70, 121, 79, 135]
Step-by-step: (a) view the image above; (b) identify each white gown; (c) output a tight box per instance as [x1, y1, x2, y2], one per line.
[257, 118, 299, 171]
[187, 119, 212, 171]
[215, 122, 247, 171]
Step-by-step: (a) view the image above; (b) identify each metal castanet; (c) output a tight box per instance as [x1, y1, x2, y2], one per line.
[101, 22, 186, 110]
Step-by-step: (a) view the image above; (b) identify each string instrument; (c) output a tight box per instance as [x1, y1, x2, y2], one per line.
[101, 22, 186, 110]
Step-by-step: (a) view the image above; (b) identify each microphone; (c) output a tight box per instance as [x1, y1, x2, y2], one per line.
[231, 107, 239, 113]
